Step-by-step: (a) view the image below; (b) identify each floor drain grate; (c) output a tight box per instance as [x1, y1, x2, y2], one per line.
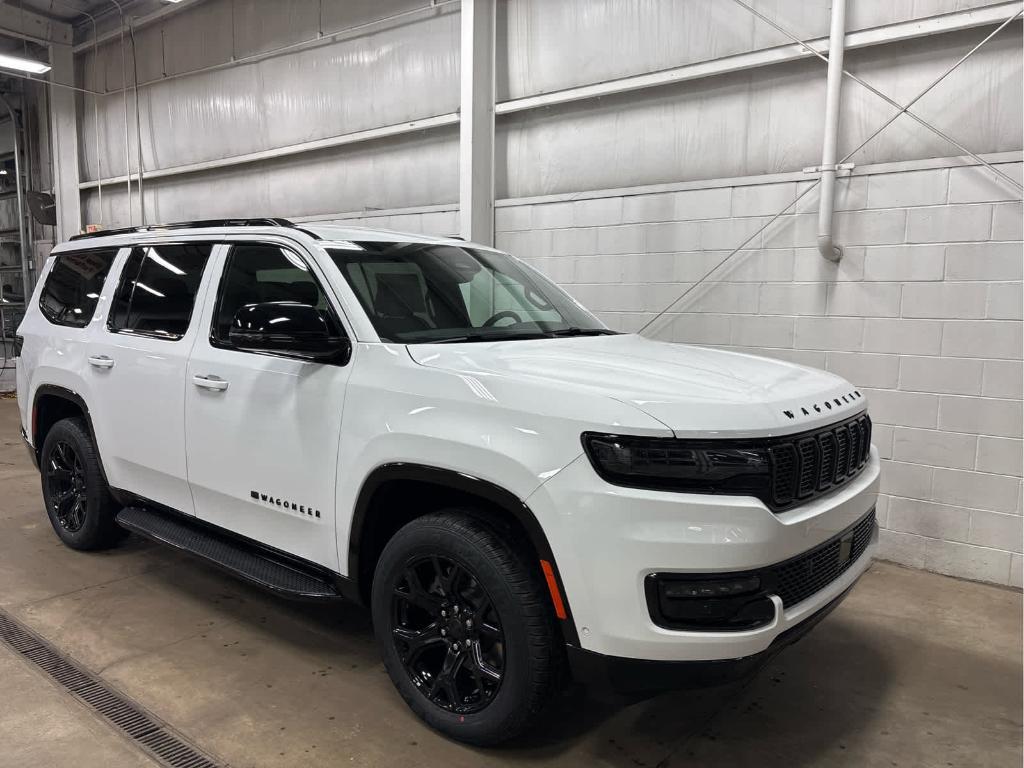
[0, 608, 223, 768]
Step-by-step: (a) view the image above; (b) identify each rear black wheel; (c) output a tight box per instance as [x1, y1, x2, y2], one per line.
[46, 439, 88, 533]
[40, 417, 123, 551]
[372, 511, 561, 745]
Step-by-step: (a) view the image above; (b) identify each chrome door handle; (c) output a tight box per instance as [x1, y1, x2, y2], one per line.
[192, 374, 229, 391]
[87, 355, 115, 369]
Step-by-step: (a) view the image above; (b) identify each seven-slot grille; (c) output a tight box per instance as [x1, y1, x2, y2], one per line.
[770, 509, 876, 607]
[768, 414, 872, 510]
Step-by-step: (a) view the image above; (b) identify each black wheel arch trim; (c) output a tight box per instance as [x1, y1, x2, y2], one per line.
[31, 384, 111, 487]
[349, 462, 580, 647]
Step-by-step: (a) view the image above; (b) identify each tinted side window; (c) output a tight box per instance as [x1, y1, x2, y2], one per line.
[108, 244, 212, 340]
[213, 244, 342, 346]
[38, 249, 118, 328]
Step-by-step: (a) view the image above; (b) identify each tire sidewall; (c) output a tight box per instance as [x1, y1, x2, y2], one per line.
[372, 517, 543, 744]
[40, 419, 110, 550]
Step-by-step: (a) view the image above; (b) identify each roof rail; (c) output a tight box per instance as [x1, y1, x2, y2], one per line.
[68, 218, 311, 242]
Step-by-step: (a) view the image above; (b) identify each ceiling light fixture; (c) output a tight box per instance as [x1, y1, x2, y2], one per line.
[0, 53, 51, 75]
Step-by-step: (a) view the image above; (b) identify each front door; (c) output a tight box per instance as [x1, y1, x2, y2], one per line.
[184, 241, 353, 569]
[86, 242, 217, 515]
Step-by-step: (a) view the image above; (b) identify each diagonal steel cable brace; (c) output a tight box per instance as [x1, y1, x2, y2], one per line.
[638, 5, 1023, 336]
[733, 0, 1024, 192]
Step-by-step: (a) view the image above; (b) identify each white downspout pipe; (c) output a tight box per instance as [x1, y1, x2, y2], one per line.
[817, 0, 847, 262]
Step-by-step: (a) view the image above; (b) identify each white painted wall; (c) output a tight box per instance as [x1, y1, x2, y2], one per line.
[491, 156, 1024, 587]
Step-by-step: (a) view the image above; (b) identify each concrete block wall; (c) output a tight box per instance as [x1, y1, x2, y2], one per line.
[494, 154, 1024, 587]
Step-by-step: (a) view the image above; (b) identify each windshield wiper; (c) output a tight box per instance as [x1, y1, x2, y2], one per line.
[545, 327, 619, 337]
[427, 328, 618, 343]
[428, 332, 553, 344]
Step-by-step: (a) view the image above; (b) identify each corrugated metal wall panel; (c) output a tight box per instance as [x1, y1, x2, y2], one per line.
[320, 0, 428, 35]
[80, 128, 458, 227]
[497, 0, 1004, 101]
[839, 29, 1023, 166]
[496, 31, 1022, 198]
[77, 2, 459, 181]
[232, 0, 322, 58]
[72, 0, 1020, 226]
[497, 58, 823, 198]
[161, 0, 235, 77]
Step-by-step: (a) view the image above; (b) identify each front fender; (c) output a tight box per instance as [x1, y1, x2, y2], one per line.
[333, 342, 669, 574]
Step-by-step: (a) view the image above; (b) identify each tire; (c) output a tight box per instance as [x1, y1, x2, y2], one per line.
[39, 417, 123, 551]
[371, 511, 562, 746]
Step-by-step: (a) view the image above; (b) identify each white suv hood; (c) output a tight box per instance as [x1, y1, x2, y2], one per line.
[407, 334, 866, 438]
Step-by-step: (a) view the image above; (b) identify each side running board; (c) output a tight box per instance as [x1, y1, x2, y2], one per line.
[116, 506, 343, 601]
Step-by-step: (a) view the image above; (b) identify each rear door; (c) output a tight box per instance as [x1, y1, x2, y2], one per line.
[86, 241, 216, 515]
[183, 240, 353, 568]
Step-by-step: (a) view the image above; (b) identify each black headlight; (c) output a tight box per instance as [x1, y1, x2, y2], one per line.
[581, 432, 772, 497]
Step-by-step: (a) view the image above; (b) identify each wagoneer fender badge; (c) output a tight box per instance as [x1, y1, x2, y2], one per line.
[250, 490, 321, 518]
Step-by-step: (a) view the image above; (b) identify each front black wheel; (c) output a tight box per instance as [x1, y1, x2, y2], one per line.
[40, 417, 122, 551]
[372, 511, 561, 745]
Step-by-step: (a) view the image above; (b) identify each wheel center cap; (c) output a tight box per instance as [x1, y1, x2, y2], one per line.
[445, 617, 466, 641]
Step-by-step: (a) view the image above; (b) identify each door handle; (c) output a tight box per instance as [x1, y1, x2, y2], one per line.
[192, 374, 229, 392]
[87, 355, 115, 369]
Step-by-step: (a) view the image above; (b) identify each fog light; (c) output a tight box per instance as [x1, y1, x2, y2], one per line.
[662, 576, 761, 599]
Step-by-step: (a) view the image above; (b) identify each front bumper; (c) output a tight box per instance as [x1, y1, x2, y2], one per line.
[527, 447, 880, 662]
[568, 580, 858, 695]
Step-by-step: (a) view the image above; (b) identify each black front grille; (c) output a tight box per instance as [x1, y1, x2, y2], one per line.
[768, 414, 872, 510]
[769, 509, 876, 607]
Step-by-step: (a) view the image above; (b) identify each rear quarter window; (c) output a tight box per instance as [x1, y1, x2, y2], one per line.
[38, 249, 119, 328]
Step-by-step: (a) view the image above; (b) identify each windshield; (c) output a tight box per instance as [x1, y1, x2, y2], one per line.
[326, 241, 614, 344]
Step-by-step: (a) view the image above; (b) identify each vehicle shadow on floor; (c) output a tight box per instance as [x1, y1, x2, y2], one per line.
[136, 537, 900, 767]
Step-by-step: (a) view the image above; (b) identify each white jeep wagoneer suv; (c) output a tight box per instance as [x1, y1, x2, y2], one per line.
[16, 218, 879, 745]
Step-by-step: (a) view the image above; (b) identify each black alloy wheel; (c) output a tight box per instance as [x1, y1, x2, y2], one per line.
[46, 440, 88, 532]
[372, 511, 562, 745]
[391, 555, 505, 714]
[40, 417, 123, 551]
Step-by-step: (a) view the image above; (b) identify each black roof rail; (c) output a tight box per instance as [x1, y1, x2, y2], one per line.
[68, 218, 317, 242]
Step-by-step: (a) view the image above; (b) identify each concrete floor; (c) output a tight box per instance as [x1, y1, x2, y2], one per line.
[0, 397, 1020, 768]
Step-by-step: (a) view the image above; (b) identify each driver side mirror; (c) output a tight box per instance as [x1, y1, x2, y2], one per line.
[229, 302, 351, 363]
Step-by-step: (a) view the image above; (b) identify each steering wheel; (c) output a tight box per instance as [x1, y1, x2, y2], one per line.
[482, 310, 524, 328]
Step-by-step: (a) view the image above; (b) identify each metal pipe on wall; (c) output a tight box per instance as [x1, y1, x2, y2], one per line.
[0, 95, 31, 305]
[817, 0, 847, 263]
[128, 19, 145, 225]
[20, 91, 34, 289]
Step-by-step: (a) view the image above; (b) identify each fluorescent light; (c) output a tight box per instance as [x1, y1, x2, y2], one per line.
[134, 281, 165, 298]
[0, 53, 51, 75]
[0, 170, 6, 175]
[147, 249, 185, 275]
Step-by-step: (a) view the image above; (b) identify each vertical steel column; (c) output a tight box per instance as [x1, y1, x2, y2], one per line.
[0, 96, 29, 301]
[817, 0, 847, 263]
[459, 0, 496, 246]
[47, 43, 82, 242]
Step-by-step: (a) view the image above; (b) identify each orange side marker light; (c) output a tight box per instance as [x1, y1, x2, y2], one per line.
[539, 559, 567, 620]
